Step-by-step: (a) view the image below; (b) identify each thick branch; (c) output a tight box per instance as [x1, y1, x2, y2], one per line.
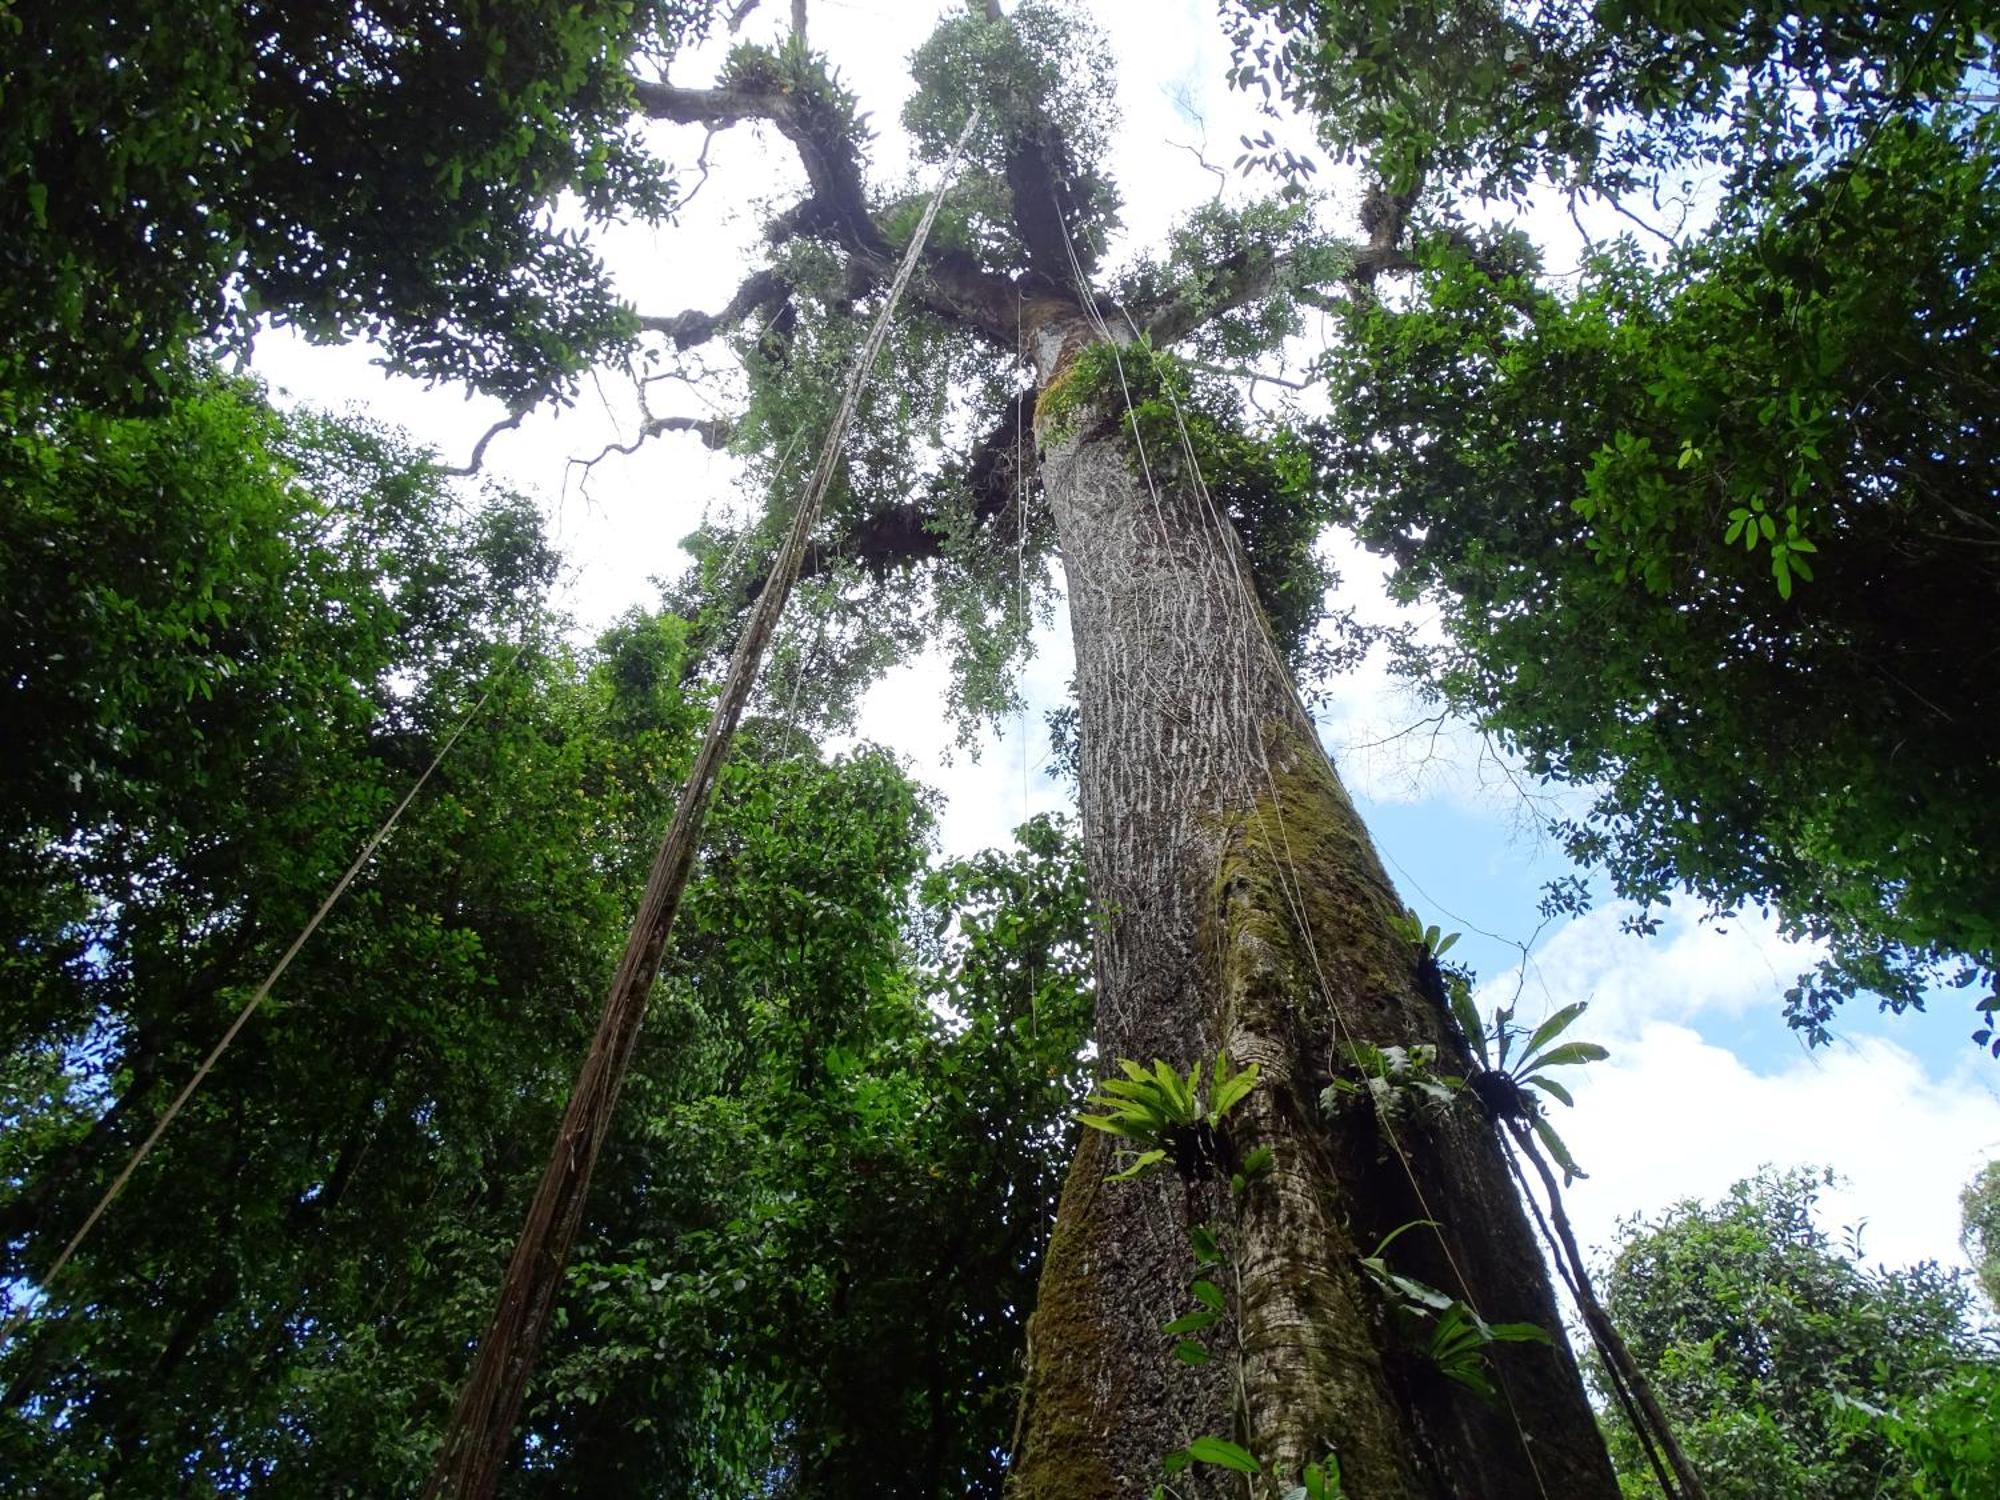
[633, 76, 887, 258]
[695, 388, 1037, 658]
[1138, 232, 1415, 348]
[1138, 244, 1284, 347]
[442, 407, 529, 477]
[802, 390, 1034, 576]
[1004, 122, 1095, 291]
[1352, 178, 1421, 287]
[638, 268, 790, 350]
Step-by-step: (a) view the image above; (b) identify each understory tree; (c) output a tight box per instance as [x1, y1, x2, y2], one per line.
[1596, 1169, 1998, 1498]
[1964, 1162, 2000, 1311]
[599, 2, 1617, 1493]
[0, 371, 1099, 1494]
[1228, 0, 2000, 1042]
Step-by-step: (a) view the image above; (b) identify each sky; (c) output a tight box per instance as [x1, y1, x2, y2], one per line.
[252, 0, 2000, 1288]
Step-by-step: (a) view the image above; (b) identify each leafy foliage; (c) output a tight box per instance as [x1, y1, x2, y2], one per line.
[1077, 1051, 1259, 1182]
[904, 0, 1121, 276]
[1596, 1168, 1997, 1499]
[0, 0, 710, 408]
[1962, 1161, 2000, 1312]
[1315, 107, 2000, 1040]
[0, 372, 1102, 1495]
[1359, 1220, 1553, 1403]
[1225, 0, 1996, 203]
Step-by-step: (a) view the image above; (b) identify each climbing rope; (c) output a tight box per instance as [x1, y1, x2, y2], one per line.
[0, 643, 526, 1351]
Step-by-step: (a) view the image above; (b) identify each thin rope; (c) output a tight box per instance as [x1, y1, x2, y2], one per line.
[0, 644, 526, 1350]
[421, 107, 981, 1500]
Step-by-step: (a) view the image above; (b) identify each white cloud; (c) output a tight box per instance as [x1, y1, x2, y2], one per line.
[849, 596, 1078, 858]
[1560, 1024, 2000, 1278]
[1468, 903, 2000, 1275]
[1484, 901, 1827, 1047]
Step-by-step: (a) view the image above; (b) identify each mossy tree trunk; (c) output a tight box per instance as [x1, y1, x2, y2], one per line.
[1007, 312, 1620, 1500]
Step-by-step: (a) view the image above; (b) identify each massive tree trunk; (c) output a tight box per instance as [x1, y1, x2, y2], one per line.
[1008, 310, 1619, 1499]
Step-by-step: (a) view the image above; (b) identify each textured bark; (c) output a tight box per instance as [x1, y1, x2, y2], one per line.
[1008, 314, 1619, 1500]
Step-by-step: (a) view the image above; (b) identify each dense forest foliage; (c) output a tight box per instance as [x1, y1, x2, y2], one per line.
[1596, 1170, 1998, 1498]
[0, 374, 1098, 1491]
[2, 0, 1996, 1495]
[1228, 0, 2000, 1038]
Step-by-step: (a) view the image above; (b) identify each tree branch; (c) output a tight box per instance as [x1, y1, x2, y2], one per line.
[1005, 122, 1096, 290]
[1137, 224, 1416, 348]
[633, 74, 888, 258]
[442, 407, 530, 478]
[1137, 244, 1284, 347]
[703, 388, 1037, 640]
[638, 268, 790, 350]
[566, 415, 734, 500]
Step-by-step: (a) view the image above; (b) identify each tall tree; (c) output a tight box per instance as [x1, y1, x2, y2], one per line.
[607, 3, 1615, 1494]
[1964, 1162, 2000, 1311]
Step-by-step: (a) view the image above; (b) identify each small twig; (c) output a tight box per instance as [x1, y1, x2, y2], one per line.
[1605, 192, 1683, 249]
[1183, 358, 1317, 394]
[566, 415, 735, 502]
[673, 127, 723, 213]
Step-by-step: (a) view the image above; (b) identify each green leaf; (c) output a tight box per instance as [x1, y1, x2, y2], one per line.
[1369, 1219, 1439, 1259]
[1172, 1338, 1211, 1366]
[1106, 1148, 1167, 1182]
[1191, 1279, 1226, 1311]
[1522, 1001, 1587, 1063]
[1533, 1113, 1589, 1184]
[1164, 1308, 1221, 1335]
[1521, 1041, 1609, 1075]
[1523, 1074, 1575, 1108]
[1209, 1058, 1260, 1123]
[1485, 1320, 1555, 1346]
[1449, 979, 1488, 1069]
[1190, 1225, 1224, 1264]
[1184, 1436, 1261, 1474]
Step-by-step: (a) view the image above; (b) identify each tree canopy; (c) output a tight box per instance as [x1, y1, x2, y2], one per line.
[1596, 1168, 1999, 1498]
[2, 0, 710, 408]
[1225, 0, 2000, 1041]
